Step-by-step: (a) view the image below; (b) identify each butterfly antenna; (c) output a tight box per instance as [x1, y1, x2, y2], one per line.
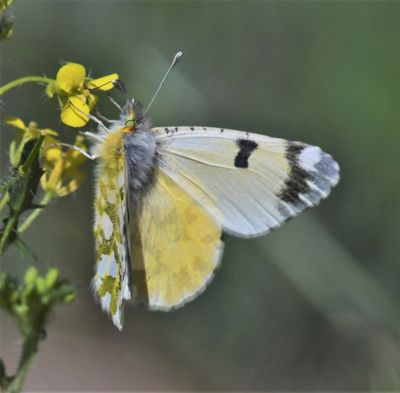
[144, 51, 183, 114]
[107, 93, 122, 111]
[106, 79, 130, 111]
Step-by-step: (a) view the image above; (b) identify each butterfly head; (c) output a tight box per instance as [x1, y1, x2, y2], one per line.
[120, 98, 144, 134]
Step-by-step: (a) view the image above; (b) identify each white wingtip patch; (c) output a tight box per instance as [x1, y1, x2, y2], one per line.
[299, 146, 321, 171]
[299, 145, 340, 189]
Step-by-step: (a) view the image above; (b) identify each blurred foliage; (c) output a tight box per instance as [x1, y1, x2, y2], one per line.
[0, 113, 81, 392]
[0, 102, 82, 393]
[0, 267, 76, 392]
[0, 17, 96, 392]
[0, 0, 13, 40]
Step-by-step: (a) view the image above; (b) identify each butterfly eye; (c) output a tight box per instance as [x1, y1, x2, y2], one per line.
[125, 119, 136, 130]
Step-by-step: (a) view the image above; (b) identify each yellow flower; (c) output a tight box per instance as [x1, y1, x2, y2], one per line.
[40, 135, 87, 197]
[5, 117, 58, 168]
[46, 63, 118, 128]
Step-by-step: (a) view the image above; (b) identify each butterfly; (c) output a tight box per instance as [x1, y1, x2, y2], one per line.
[85, 53, 340, 330]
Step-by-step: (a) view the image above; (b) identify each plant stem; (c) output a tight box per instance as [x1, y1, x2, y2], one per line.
[0, 137, 44, 255]
[0, 191, 10, 215]
[7, 333, 39, 393]
[0, 76, 52, 96]
[17, 192, 54, 234]
[0, 214, 17, 255]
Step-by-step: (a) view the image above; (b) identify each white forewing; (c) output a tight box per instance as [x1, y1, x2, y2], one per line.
[153, 126, 340, 237]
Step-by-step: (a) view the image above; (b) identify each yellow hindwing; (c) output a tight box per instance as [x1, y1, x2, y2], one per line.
[130, 170, 223, 310]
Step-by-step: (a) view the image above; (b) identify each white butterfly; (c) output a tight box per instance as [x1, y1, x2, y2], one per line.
[83, 52, 340, 329]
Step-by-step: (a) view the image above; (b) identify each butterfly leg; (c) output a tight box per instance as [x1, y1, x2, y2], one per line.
[107, 92, 122, 111]
[80, 131, 105, 143]
[46, 142, 97, 160]
[68, 101, 109, 132]
[95, 109, 118, 125]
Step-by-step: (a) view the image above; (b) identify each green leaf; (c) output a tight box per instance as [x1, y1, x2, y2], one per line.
[45, 269, 59, 289]
[35, 277, 46, 294]
[15, 237, 38, 262]
[63, 291, 77, 304]
[24, 267, 39, 285]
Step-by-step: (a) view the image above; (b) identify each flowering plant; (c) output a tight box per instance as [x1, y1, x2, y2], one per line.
[0, 16, 118, 390]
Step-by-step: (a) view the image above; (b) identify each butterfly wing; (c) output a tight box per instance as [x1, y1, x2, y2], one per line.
[129, 169, 223, 310]
[153, 127, 340, 237]
[92, 133, 131, 330]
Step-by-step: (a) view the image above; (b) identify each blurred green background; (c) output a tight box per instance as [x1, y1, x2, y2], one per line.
[1, 1, 399, 391]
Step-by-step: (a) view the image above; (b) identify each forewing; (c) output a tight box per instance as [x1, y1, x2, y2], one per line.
[92, 152, 131, 330]
[129, 169, 223, 310]
[153, 127, 340, 237]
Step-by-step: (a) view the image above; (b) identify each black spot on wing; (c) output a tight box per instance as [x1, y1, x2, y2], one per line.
[280, 142, 312, 204]
[234, 139, 258, 168]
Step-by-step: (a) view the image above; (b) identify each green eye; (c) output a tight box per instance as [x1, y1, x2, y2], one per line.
[125, 119, 135, 128]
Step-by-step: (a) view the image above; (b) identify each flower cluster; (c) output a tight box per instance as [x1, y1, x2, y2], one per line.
[0, 62, 118, 127]
[46, 63, 118, 127]
[0, 27, 112, 393]
[1, 61, 118, 200]
[0, 266, 76, 339]
[6, 117, 88, 197]
[0, 61, 116, 257]
[40, 134, 87, 197]
[5, 117, 58, 168]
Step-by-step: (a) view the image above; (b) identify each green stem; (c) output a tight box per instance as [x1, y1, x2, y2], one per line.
[0, 137, 44, 255]
[0, 76, 52, 96]
[18, 135, 44, 177]
[0, 191, 10, 215]
[17, 192, 54, 234]
[0, 214, 17, 255]
[7, 334, 39, 393]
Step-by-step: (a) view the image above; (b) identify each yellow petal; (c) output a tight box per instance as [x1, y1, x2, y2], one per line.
[5, 116, 26, 130]
[87, 92, 98, 110]
[87, 73, 118, 91]
[45, 81, 57, 98]
[44, 147, 62, 163]
[40, 174, 49, 193]
[57, 172, 85, 197]
[40, 128, 58, 137]
[48, 162, 63, 189]
[42, 135, 58, 147]
[26, 121, 41, 139]
[74, 134, 86, 149]
[56, 63, 86, 93]
[61, 96, 90, 128]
